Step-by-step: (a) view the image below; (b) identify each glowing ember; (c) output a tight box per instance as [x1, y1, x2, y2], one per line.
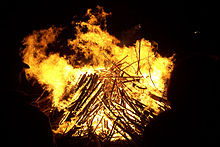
[20, 6, 174, 143]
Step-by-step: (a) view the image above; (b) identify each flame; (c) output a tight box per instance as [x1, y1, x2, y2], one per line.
[20, 6, 174, 142]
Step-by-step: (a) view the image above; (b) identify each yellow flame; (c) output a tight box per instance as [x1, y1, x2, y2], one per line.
[21, 6, 174, 141]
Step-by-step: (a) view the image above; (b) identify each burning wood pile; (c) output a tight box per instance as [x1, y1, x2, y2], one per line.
[20, 6, 174, 145]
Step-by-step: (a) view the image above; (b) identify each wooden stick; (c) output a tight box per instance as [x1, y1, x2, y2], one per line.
[137, 40, 141, 75]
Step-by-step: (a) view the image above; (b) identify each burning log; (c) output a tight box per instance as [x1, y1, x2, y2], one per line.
[31, 58, 171, 145]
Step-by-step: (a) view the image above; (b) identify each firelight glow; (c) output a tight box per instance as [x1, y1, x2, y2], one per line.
[20, 6, 174, 142]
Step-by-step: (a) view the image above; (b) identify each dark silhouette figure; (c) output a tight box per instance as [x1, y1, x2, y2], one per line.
[6, 62, 54, 147]
[143, 54, 219, 147]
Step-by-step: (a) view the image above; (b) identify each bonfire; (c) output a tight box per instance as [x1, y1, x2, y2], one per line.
[20, 6, 174, 145]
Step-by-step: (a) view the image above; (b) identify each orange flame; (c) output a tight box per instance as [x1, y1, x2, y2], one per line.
[21, 6, 174, 141]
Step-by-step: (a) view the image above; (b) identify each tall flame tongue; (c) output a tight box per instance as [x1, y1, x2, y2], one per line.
[21, 6, 174, 143]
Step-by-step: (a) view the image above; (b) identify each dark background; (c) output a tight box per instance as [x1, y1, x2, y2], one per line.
[2, 0, 219, 103]
[2, 0, 219, 146]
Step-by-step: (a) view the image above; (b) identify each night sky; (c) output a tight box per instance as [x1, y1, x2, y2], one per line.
[2, 0, 219, 90]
